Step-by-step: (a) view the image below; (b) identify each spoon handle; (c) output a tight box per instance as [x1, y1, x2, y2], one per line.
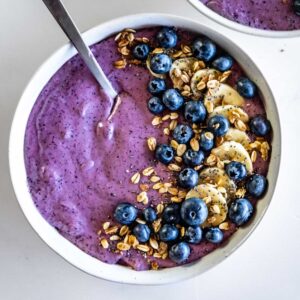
[42, 0, 117, 99]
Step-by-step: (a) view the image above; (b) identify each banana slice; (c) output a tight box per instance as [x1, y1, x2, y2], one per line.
[212, 141, 253, 173]
[146, 56, 165, 79]
[205, 83, 245, 107]
[199, 167, 236, 199]
[169, 58, 198, 89]
[186, 184, 228, 227]
[224, 128, 251, 148]
[190, 68, 220, 98]
[209, 105, 249, 123]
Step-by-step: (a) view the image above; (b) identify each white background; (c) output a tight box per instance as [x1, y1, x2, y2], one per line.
[1, 0, 300, 299]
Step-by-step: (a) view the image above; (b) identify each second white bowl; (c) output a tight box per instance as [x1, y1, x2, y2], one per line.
[188, 0, 300, 38]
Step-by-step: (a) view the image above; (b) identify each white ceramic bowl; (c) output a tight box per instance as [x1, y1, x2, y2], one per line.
[9, 13, 281, 285]
[188, 0, 300, 38]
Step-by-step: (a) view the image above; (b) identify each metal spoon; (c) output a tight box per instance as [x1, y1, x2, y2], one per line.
[42, 0, 118, 104]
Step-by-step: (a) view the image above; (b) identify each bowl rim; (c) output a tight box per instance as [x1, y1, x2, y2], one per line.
[188, 0, 300, 38]
[9, 12, 281, 285]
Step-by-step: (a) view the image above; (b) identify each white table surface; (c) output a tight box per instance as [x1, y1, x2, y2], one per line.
[1, 0, 299, 299]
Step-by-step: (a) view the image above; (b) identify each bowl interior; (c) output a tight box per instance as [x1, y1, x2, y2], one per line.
[9, 13, 281, 285]
[188, 0, 300, 38]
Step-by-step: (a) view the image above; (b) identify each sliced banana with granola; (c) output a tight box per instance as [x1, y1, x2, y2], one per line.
[186, 184, 228, 227]
[199, 167, 236, 199]
[209, 105, 249, 123]
[205, 83, 245, 107]
[190, 68, 221, 98]
[224, 128, 251, 147]
[169, 57, 198, 89]
[212, 141, 253, 173]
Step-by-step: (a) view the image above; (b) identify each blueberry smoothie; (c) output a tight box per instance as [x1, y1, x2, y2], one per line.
[25, 27, 272, 271]
[200, 0, 300, 31]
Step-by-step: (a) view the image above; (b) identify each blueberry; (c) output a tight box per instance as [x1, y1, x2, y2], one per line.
[155, 144, 174, 165]
[192, 38, 217, 62]
[132, 223, 151, 242]
[159, 224, 179, 242]
[156, 27, 178, 49]
[225, 161, 247, 181]
[162, 89, 184, 111]
[178, 168, 199, 189]
[162, 203, 181, 224]
[250, 116, 271, 137]
[173, 124, 193, 144]
[212, 55, 233, 72]
[183, 149, 205, 167]
[184, 101, 207, 123]
[114, 203, 137, 225]
[294, 0, 300, 15]
[169, 242, 190, 264]
[246, 174, 267, 198]
[147, 97, 165, 115]
[132, 43, 150, 60]
[150, 54, 172, 74]
[205, 227, 223, 243]
[207, 115, 229, 137]
[229, 198, 253, 226]
[143, 207, 157, 223]
[180, 197, 208, 226]
[147, 78, 167, 95]
[184, 226, 202, 244]
[199, 131, 214, 151]
[237, 77, 256, 98]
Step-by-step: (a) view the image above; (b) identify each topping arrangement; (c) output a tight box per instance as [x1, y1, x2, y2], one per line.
[98, 27, 272, 270]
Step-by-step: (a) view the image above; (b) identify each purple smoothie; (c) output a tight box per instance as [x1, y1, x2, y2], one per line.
[200, 0, 300, 31]
[24, 27, 270, 271]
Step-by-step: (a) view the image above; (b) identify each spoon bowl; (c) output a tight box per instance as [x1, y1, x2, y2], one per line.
[9, 13, 281, 285]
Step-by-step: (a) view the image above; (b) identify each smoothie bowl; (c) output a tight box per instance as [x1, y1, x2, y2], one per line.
[188, 0, 300, 37]
[9, 14, 281, 284]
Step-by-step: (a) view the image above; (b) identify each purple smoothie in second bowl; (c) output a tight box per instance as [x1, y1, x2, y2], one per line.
[24, 27, 272, 271]
[200, 0, 300, 31]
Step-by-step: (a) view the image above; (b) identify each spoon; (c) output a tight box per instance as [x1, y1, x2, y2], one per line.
[42, 0, 120, 117]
